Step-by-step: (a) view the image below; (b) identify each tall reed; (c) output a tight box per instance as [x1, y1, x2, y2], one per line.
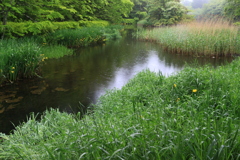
[137, 19, 240, 57]
[1, 58, 239, 159]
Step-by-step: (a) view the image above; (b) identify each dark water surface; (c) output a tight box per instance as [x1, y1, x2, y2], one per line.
[0, 33, 233, 134]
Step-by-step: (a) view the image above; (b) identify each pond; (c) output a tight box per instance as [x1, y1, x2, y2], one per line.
[0, 31, 233, 134]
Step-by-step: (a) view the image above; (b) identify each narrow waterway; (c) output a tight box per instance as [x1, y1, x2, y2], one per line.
[0, 32, 232, 134]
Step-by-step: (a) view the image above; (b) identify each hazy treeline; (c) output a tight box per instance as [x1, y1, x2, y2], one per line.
[181, 0, 240, 21]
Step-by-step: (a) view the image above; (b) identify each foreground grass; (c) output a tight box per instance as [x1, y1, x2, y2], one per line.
[0, 59, 240, 159]
[137, 20, 240, 57]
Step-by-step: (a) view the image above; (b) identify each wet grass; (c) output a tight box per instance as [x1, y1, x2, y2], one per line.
[137, 20, 240, 57]
[41, 45, 73, 59]
[45, 25, 123, 47]
[0, 58, 239, 159]
[0, 39, 73, 83]
[0, 38, 43, 83]
[0, 25, 122, 84]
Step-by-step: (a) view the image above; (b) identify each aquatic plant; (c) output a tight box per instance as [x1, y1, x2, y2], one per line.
[0, 38, 43, 82]
[0, 57, 239, 159]
[41, 45, 73, 59]
[45, 25, 123, 47]
[137, 19, 240, 57]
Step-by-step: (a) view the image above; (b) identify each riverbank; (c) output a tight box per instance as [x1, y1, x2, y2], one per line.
[137, 20, 240, 57]
[0, 25, 122, 84]
[1, 57, 239, 159]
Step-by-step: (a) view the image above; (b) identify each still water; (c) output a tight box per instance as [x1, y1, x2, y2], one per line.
[0, 33, 232, 134]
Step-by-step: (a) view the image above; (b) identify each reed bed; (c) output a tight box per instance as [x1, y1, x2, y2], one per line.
[0, 58, 239, 159]
[137, 20, 240, 57]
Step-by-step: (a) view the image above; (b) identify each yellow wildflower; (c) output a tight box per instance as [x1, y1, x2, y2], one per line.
[12, 67, 15, 69]
[176, 98, 180, 102]
[173, 84, 177, 87]
[192, 89, 197, 93]
[11, 71, 14, 73]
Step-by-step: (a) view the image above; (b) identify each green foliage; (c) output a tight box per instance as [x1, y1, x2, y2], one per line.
[95, 0, 134, 23]
[225, 0, 240, 21]
[201, 0, 227, 17]
[129, 0, 149, 20]
[0, 58, 240, 159]
[78, 20, 110, 27]
[45, 25, 123, 47]
[189, 0, 228, 20]
[0, 0, 134, 25]
[147, 0, 188, 26]
[0, 38, 43, 82]
[0, 21, 111, 39]
[41, 45, 73, 59]
[122, 18, 137, 24]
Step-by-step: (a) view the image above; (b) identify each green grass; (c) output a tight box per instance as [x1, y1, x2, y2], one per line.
[136, 20, 240, 57]
[0, 38, 74, 83]
[0, 25, 122, 84]
[0, 38, 43, 82]
[45, 25, 123, 47]
[0, 58, 239, 159]
[41, 45, 73, 59]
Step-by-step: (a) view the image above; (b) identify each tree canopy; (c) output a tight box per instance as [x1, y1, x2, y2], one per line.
[1, 0, 239, 27]
[0, 0, 134, 24]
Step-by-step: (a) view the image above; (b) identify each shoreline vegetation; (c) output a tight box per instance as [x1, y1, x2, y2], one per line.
[0, 58, 239, 159]
[0, 21, 123, 84]
[136, 19, 240, 57]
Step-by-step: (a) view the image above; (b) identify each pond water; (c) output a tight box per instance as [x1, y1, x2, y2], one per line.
[0, 31, 233, 134]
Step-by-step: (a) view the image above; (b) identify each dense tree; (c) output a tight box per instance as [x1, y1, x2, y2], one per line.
[95, 0, 134, 23]
[225, 0, 240, 21]
[129, 0, 149, 20]
[201, 0, 227, 17]
[0, 0, 133, 24]
[147, 0, 187, 25]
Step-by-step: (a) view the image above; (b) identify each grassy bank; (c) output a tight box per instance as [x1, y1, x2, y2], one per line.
[0, 25, 122, 84]
[0, 58, 239, 159]
[45, 25, 122, 47]
[136, 20, 240, 57]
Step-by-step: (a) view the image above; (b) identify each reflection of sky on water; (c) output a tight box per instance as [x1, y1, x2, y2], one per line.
[94, 50, 182, 101]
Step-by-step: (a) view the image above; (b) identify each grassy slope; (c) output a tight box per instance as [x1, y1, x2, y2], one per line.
[0, 58, 240, 159]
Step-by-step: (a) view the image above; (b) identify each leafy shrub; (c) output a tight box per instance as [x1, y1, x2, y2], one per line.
[0, 21, 109, 39]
